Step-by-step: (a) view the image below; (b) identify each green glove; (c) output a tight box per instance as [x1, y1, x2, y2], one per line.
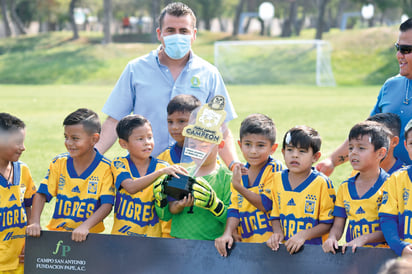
[153, 174, 168, 208]
[192, 177, 225, 217]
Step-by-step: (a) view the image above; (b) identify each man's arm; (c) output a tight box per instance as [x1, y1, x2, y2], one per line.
[316, 139, 349, 176]
[95, 116, 119, 154]
[219, 124, 240, 169]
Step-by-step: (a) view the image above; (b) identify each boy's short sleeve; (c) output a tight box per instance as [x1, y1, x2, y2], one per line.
[99, 164, 115, 205]
[227, 184, 239, 219]
[22, 164, 37, 207]
[333, 183, 347, 218]
[262, 174, 275, 214]
[269, 176, 280, 220]
[379, 175, 399, 217]
[111, 158, 133, 190]
[318, 177, 335, 223]
[37, 157, 61, 202]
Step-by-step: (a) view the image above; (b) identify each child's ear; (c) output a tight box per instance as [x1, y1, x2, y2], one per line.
[237, 140, 241, 148]
[271, 143, 278, 154]
[391, 136, 400, 147]
[312, 151, 321, 163]
[218, 140, 225, 149]
[92, 133, 100, 144]
[377, 147, 387, 160]
[118, 138, 128, 149]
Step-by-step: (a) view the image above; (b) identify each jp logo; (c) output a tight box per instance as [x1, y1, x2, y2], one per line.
[53, 240, 71, 257]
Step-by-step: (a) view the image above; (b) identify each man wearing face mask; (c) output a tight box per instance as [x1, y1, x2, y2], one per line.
[97, 2, 240, 169]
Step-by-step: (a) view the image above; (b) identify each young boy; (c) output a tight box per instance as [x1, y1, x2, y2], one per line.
[155, 138, 232, 241]
[157, 94, 200, 237]
[264, 125, 336, 255]
[323, 121, 391, 254]
[379, 118, 412, 256]
[0, 113, 36, 273]
[158, 94, 201, 164]
[215, 113, 284, 257]
[110, 114, 187, 237]
[26, 108, 115, 242]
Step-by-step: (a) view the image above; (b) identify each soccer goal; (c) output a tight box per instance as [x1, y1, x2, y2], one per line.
[214, 40, 336, 86]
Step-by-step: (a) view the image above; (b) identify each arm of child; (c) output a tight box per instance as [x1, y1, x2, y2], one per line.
[266, 219, 284, 251]
[231, 165, 267, 213]
[26, 193, 47, 237]
[169, 194, 194, 214]
[286, 223, 332, 255]
[71, 203, 113, 242]
[322, 216, 346, 254]
[380, 215, 411, 256]
[121, 165, 188, 194]
[215, 217, 240, 257]
[342, 230, 385, 254]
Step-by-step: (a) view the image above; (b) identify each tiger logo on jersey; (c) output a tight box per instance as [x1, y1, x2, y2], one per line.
[88, 180, 98, 195]
[304, 194, 317, 215]
[403, 188, 410, 206]
[113, 161, 126, 170]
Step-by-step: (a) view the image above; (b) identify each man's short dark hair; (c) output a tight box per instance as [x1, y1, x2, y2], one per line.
[63, 108, 101, 134]
[116, 114, 151, 141]
[158, 2, 196, 30]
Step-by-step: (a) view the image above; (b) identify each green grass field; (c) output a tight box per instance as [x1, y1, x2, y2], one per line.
[0, 84, 379, 233]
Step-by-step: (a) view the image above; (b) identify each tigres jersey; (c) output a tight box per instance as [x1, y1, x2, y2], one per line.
[262, 168, 335, 244]
[379, 166, 412, 248]
[0, 161, 36, 271]
[157, 143, 182, 165]
[227, 156, 284, 243]
[334, 169, 389, 247]
[111, 156, 168, 237]
[37, 150, 115, 233]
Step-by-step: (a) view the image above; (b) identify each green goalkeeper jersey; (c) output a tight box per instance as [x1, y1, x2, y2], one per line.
[156, 164, 232, 241]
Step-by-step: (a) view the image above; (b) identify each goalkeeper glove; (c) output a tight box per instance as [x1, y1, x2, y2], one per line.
[153, 174, 168, 208]
[192, 177, 225, 217]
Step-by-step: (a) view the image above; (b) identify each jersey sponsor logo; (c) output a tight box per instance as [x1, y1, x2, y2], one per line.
[71, 186, 81, 193]
[239, 210, 271, 238]
[287, 198, 296, 206]
[9, 194, 17, 201]
[0, 205, 27, 232]
[190, 76, 201, 88]
[58, 174, 66, 191]
[382, 191, 388, 205]
[53, 195, 96, 222]
[403, 188, 410, 206]
[304, 195, 317, 215]
[355, 206, 365, 215]
[113, 161, 126, 170]
[87, 179, 98, 195]
[114, 193, 159, 227]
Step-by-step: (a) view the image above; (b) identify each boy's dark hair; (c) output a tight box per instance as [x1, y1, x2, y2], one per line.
[63, 108, 101, 134]
[348, 121, 390, 151]
[239, 113, 276, 144]
[158, 2, 196, 30]
[405, 118, 412, 140]
[116, 114, 151, 141]
[0, 113, 25, 133]
[400, 18, 412, 32]
[282, 125, 321, 154]
[167, 94, 201, 115]
[366, 113, 401, 137]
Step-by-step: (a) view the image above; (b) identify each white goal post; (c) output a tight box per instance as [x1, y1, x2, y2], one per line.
[214, 40, 336, 86]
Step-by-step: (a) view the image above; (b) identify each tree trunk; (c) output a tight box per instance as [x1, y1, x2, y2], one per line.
[334, 0, 347, 28]
[315, 0, 329, 40]
[69, 0, 79, 40]
[232, 0, 246, 36]
[281, 1, 297, 37]
[1, 0, 12, 37]
[9, 0, 26, 35]
[103, 0, 112, 44]
[151, 0, 160, 43]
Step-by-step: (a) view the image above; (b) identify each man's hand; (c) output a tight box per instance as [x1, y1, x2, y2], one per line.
[315, 157, 335, 176]
[192, 177, 225, 217]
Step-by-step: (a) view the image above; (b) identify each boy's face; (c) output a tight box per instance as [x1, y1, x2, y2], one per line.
[0, 128, 26, 162]
[282, 144, 320, 175]
[64, 124, 99, 159]
[404, 130, 412, 160]
[187, 138, 217, 166]
[119, 123, 154, 160]
[348, 135, 386, 172]
[238, 134, 277, 168]
[167, 111, 191, 146]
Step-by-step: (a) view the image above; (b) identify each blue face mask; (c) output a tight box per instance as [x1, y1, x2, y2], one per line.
[163, 34, 192, 60]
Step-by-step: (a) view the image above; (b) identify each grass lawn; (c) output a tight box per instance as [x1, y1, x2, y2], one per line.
[0, 84, 379, 233]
